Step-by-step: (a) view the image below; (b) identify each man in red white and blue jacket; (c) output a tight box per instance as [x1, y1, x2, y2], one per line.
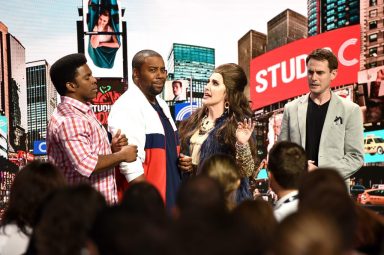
[108, 50, 181, 209]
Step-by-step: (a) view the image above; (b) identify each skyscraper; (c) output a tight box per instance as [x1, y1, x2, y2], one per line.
[308, 0, 359, 37]
[167, 43, 215, 106]
[360, 0, 384, 70]
[26, 60, 57, 152]
[7, 33, 27, 153]
[267, 9, 308, 51]
[0, 23, 9, 158]
[238, 30, 266, 100]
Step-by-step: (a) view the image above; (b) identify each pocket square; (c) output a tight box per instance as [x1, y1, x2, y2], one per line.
[334, 116, 343, 125]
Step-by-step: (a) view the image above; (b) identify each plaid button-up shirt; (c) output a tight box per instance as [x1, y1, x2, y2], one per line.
[47, 96, 117, 204]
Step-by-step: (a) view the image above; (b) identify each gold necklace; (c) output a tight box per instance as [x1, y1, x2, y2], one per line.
[199, 115, 214, 135]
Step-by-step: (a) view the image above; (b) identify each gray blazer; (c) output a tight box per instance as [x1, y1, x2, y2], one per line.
[278, 91, 364, 179]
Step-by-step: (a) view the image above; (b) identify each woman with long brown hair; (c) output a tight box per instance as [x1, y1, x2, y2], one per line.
[178, 63, 257, 203]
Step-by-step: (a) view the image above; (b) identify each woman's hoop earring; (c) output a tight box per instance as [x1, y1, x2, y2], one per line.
[224, 101, 230, 114]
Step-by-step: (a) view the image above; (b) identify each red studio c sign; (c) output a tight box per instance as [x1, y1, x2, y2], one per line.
[250, 25, 360, 110]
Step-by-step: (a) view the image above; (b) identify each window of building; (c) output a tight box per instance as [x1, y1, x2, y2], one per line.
[326, 3, 335, 10]
[369, 33, 378, 42]
[350, 15, 359, 24]
[327, 23, 336, 30]
[369, 47, 378, 56]
[327, 10, 335, 16]
[327, 16, 335, 23]
[370, 20, 378, 29]
[368, 62, 378, 68]
[337, 6, 345, 12]
[349, 0, 358, 8]
[370, 9, 378, 18]
[370, 0, 377, 6]
[338, 19, 347, 26]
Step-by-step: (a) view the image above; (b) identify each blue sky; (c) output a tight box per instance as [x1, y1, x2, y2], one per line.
[0, 0, 306, 71]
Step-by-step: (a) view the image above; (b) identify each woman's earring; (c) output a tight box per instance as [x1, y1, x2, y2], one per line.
[224, 101, 230, 114]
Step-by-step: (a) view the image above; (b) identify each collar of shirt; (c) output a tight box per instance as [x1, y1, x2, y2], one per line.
[274, 190, 299, 209]
[60, 96, 93, 114]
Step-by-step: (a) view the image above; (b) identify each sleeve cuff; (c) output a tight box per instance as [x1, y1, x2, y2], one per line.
[119, 159, 144, 182]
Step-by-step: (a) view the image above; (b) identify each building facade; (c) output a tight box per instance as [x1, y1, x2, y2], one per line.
[238, 30, 266, 100]
[267, 9, 308, 51]
[360, 0, 384, 69]
[167, 43, 215, 106]
[0, 22, 22, 220]
[0, 23, 9, 158]
[8, 34, 27, 153]
[308, 0, 359, 37]
[26, 60, 56, 152]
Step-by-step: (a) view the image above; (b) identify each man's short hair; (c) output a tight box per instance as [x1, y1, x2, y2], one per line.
[172, 80, 182, 87]
[50, 53, 87, 96]
[131, 49, 162, 70]
[268, 141, 308, 189]
[306, 48, 338, 71]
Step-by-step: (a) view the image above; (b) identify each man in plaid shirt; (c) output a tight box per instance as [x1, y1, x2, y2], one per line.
[47, 53, 137, 204]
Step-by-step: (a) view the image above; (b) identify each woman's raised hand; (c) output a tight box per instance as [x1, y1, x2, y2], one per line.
[236, 118, 255, 145]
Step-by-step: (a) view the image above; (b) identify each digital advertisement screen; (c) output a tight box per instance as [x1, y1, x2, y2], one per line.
[358, 67, 384, 124]
[163, 80, 189, 102]
[83, 0, 123, 78]
[364, 129, 384, 164]
[250, 25, 360, 109]
[91, 78, 127, 127]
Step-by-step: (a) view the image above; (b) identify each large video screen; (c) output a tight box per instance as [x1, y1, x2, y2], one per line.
[358, 67, 384, 124]
[162, 80, 189, 102]
[83, 0, 123, 78]
[363, 129, 384, 164]
[91, 78, 127, 127]
[250, 25, 360, 109]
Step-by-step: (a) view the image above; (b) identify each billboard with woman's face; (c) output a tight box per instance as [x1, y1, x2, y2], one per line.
[83, 0, 123, 78]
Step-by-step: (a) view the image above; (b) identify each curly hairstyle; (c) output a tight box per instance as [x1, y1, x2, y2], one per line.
[178, 63, 256, 160]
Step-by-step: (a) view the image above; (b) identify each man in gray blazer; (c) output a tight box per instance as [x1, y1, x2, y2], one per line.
[278, 48, 364, 179]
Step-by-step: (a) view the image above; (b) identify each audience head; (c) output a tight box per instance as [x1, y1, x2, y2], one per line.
[89, 206, 170, 255]
[268, 141, 307, 192]
[298, 168, 357, 250]
[1, 160, 66, 233]
[232, 200, 277, 254]
[200, 154, 240, 209]
[175, 175, 227, 222]
[273, 211, 343, 255]
[34, 184, 106, 255]
[121, 182, 166, 224]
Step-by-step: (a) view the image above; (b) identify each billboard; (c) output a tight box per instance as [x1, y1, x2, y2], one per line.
[358, 67, 384, 124]
[174, 102, 198, 121]
[163, 80, 189, 102]
[91, 78, 127, 127]
[83, 0, 123, 77]
[0, 116, 7, 135]
[364, 129, 384, 164]
[33, 140, 47, 155]
[333, 85, 354, 101]
[250, 25, 360, 109]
